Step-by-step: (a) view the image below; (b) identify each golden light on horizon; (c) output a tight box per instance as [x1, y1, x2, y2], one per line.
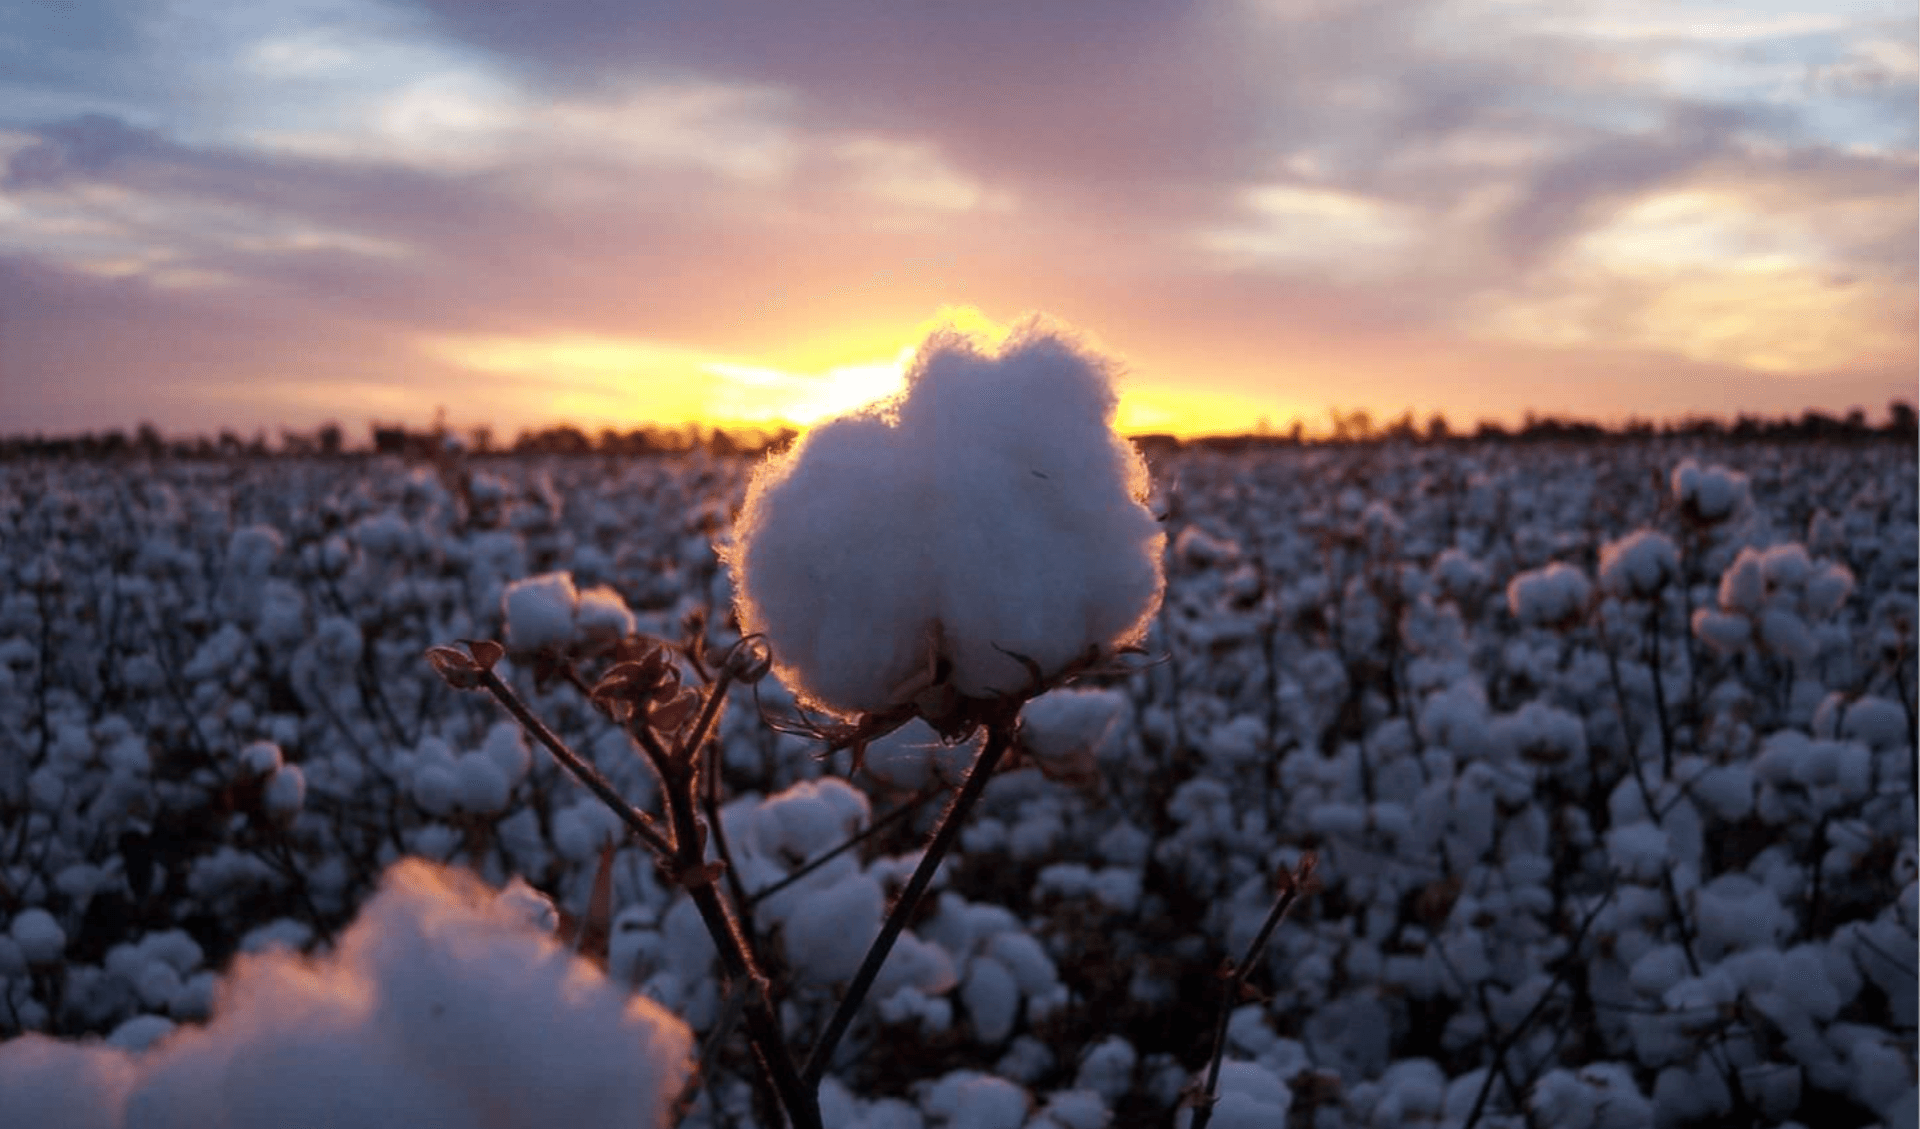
[413, 308, 1340, 440]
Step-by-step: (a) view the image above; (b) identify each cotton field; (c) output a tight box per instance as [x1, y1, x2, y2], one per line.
[0, 437, 1914, 1129]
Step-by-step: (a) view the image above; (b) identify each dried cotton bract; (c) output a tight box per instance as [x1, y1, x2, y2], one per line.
[727, 321, 1165, 717]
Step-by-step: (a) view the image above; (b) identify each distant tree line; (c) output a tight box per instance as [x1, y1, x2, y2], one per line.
[0, 418, 801, 461]
[1, 403, 1911, 461]
[1137, 401, 1918, 456]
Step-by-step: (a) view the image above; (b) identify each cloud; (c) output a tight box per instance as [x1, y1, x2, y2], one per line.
[2, 113, 164, 189]
[0, 0, 1911, 435]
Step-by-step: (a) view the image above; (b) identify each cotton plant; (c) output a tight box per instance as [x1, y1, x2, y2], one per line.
[419, 319, 1186, 1129]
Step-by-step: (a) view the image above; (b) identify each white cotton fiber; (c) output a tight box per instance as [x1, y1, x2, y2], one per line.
[962, 954, 1022, 1044]
[1506, 562, 1591, 628]
[727, 321, 1165, 717]
[1804, 562, 1854, 617]
[1672, 459, 1749, 522]
[262, 764, 306, 820]
[1692, 608, 1751, 653]
[574, 584, 635, 649]
[481, 721, 533, 787]
[1717, 550, 1766, 614]
[923, 1071, 1030, 1129]
[0, 860, 692, 1129]
[10, 907, 67, 965]
[1598, 530, 1679, 599]
[238, 741, 283, 778]
[1606, 822, 1671, 884]
[0, 1034, 139, 1129]
[1019, 687, 1130, 772]
[1180, 1061, 1291, 1129]
[782, 871, 883, 983]
[502, 572, 579, 652]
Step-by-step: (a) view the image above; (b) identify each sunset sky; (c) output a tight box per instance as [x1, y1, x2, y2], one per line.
[2, 0, 1914, 438]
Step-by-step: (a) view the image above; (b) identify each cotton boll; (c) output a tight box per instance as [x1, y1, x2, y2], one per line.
[1672, 460, 1749, 522]
[1075, 1037, 1137, 1103]
[1627, 944, 1690, 998]
[962, 954, 1021, 1044]
[1759, 543, 1814, 590]
[262, 763, 306, 821]
[1717, 550, 1766, 613]
[1758, 607, 1815, 661]
[1606, 822, 1671, 884]
[1693, 874, 1791, 957]
[238, 740, 283, 778]
[749, 777, 871, 863]
[574, 584, 634, 650]
[1020, 687, 1130, 772]
[0, 1034, 137, 1129]
[502, 572, 578, 652]
[551, 803, 619, 864]
[1030, 1088, 1109, 1129]
[453, 752, 511, 815]
[1830, 696, 1908, 750]
[410, 762, 460, 819]
[494, 878, 560, 935]
[107, 1014, 177, 1051]
[865, 720, 980, 791]
[1804, 562, 1854, 617]
[10, 907, 66, 965]
[1507, 561, 1592, 627]
[923, 1071, 1029, 1129]
[481, 721, 533, 787]
[783, 871, 883, 983]
[19, 860, 693, 1129]
[871, 930, 959, 1001]
[1598, 530, 1679, 599]
[1179, 1061, 1291, 1129]
[727, 322, 1165, 717]
[1688, 763, 1754, 821]
[1692, 608, 1752, 653]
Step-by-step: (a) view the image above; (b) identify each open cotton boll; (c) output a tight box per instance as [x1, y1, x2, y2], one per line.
[1177, 1061, 1291, 1129]
[961, 954, 1021, 1043]
[1506, 562, 1591, 627]
[922, 1071, 1030, 1129]
[10, 907, 67, 965]
[501, 572, 579, 652]
[452, 752, 511, 815]
[782, 870, 884, 983]
[0, 1034, 138, 1129]
[1803, 562, 1854, 618]
[1672, 459, 1749, 522]
[1692, 608, 1752, 653]
[1598, 530, 1680, 599]
[727, 321, 1164, 718]
[1019, 687, 1130, 773]
[746, 777, 871, 863]
[574, 584, 635, 649]
[238, 741, 283, 778]
[2, 860, 693, 1129]
[863, 719, 982, 791]
[262, 764, 305, 820]
[1718, 550, 1767, 614]
[481, 721, 533, 786]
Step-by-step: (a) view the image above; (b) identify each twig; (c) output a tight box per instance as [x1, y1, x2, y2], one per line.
[747, 785, 940, 909]
[802, 713, 1017, 1085]
[1189, 853, 1317, 1129]
[474, 667, 675, 861]
[630, 724, 821, 1129]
